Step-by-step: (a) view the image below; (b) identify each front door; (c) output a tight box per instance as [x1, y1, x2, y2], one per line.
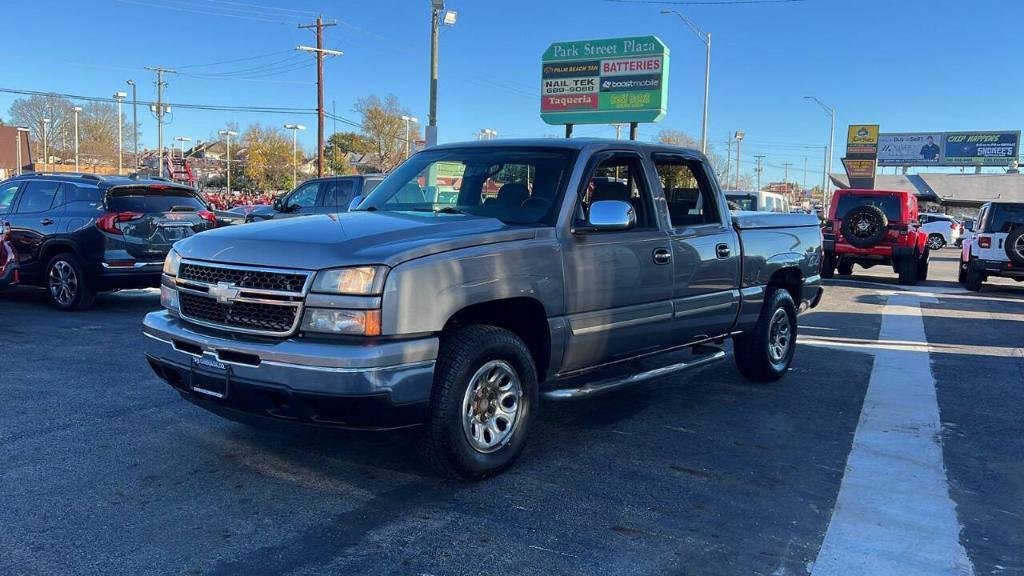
[282, 180, 322, 216]
[559, 151, 674, 372]
[650, 153, 741, 345]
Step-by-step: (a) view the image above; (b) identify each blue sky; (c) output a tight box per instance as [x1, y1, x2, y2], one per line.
[1, 0, 1020, 185]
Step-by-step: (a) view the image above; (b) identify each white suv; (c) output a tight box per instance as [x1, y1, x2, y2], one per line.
[919, 212, 961, 250]
[960, 202, 1024, 291]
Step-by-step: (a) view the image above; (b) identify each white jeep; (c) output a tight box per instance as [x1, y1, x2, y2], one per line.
[960, 202, 1024, 291]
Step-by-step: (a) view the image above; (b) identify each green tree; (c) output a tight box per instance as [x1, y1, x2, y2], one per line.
[354, 94, 420, 172]
[241, 124, 292, 191]
[325, 131, 371, 174]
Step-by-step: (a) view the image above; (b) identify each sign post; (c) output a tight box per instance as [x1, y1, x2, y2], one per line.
[541, 36, 670, 138]
[844, 124, 879, 189]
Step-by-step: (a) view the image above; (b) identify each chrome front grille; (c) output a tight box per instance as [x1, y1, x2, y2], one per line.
[174, 260, 312, 337]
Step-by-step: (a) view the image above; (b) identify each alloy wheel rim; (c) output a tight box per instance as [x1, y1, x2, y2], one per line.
[48, 260, 77, 307]
[929, 236, 944, 249]
[850, 214, 877, 238]
[767, 308, 791, 363]
[1014, 235, 1024, 259]
[462, 360, 523, 454]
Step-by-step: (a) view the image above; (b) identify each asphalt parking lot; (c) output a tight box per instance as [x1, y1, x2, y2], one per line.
[1, 251, 1022, 576]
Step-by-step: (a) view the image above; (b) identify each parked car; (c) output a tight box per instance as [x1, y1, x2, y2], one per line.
[919, 212, 961, 250]
[245, 174, 386, 222]
[821, 188, 929, 285]
[144, 139, 824, 479]
[0, 173, 216, 310]
[725, 190, 791, 213]
[959, 202, 1024, 291]
[0, 219, 19, 290]
[956, 218, 975, 247]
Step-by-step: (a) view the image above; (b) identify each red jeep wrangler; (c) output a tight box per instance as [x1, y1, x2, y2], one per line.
[821, 189, 929, 285]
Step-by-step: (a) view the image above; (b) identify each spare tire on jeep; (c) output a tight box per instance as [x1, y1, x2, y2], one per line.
[841, 205, 888, 248]
[1005, 226, 1024, 266]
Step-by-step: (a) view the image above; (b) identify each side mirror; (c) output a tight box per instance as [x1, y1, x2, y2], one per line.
[347, 195, 364, 211]
[272, 198, 282, 211]
[583, 200, 635, 232]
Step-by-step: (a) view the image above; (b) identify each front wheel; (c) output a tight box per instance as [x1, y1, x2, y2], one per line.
[422, 325, 538, 480]
[964, 264, 984, 292]
[733, 289, 798, 382]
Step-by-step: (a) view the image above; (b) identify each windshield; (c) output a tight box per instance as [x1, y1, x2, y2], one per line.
[835, 194, 903, 222]
[357, 147, 577, 226]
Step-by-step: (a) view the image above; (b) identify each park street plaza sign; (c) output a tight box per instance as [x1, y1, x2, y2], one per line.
[541, 36, 670, 125]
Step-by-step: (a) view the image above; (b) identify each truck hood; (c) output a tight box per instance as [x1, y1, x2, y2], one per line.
[172, 211, 538, 270]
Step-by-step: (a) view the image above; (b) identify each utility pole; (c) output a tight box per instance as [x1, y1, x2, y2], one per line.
[754, 155, 765, 191]
[298, 16, 338, 178]
[41, 118, 50, 172]
[114, 92, 127, 174]
[427, 0, 457, 147]
[127, 80, 138, 171]
[146, 67, 176, 178]
[734, 131, 744, 190]
[782, 162, 791, 187]
[803, 156, 808, 190]
[611, 123, 625, 140]
[73, 106, 82, 172]
[724, 136, 733, 189]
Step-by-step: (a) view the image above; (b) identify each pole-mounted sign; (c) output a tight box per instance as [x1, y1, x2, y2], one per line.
[541, 36, 670, 137]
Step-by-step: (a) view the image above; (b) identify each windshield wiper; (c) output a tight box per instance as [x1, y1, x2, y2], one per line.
[434, 206, 464, 215]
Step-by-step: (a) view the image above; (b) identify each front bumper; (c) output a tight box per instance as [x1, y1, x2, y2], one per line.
[143, 311, 438, 430]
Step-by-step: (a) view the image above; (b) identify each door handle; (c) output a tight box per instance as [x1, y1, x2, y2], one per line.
[653, 248, 672, 265]
[39, 218, 55, 226]
[715, 243, 731, 259]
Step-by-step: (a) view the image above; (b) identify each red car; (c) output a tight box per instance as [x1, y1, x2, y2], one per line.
[821, 189, 930, 285]
[0, 219, 19, 290]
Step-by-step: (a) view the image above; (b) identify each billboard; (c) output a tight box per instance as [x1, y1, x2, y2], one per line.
[541, 36, 670, 125]
[846, 124, 879, 157]
[877, 131, 1020, 167]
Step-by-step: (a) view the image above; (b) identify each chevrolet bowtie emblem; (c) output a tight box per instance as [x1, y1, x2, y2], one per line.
[209, 281, 240, 305]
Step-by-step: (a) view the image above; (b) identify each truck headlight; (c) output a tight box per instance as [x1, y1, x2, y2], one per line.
[312, 266, 387, 295]
[163, 249, 182, 276]
[302, 308, 381, 336]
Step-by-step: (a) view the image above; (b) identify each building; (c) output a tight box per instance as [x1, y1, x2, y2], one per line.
[0, 126, 34, 179]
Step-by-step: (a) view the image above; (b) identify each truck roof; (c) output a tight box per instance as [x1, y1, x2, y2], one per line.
[429, 137, 707, 158]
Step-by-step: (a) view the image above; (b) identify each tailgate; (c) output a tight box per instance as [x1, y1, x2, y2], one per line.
[106, 186, 215, 260]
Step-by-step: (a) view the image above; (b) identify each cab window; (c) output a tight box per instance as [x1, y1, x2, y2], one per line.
[577, 153, 655, 229]
[15, 180, 62, 213]
[652, 154, 721, 227]
[286, 181, 321, 209]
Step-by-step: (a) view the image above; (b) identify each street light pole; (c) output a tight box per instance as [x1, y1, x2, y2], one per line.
[72, 106, 82, 172]
[734, 130, 744, 190]
[427, 0, 457, 148]
[114, 92, 127, 174]
[284, 124, 306, 188]
[175, 136, 192, 159]
[803, 96, 836, 211]
[127, 80, 138, 170]
[218, 130, 238, 196]
[400, 115, 418, 159]
[661, 10, 711, 154]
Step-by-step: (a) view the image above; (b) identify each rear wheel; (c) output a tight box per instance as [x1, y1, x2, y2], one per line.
[896, 255, 919, 285]
[422, 325, 537, 480]
[964, 263, 984, 292]
[46, 253, 96, 311]
[837, 261, 854, 276]
[733, 289, 797, 382]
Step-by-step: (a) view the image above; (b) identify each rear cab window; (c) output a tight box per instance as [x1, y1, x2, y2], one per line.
[15, 180, 63, 213]
[107, 187, 206, 213]
[651, 154, 721, 227]
[987, 204, 1024, 233]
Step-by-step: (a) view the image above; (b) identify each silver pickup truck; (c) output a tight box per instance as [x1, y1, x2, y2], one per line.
[144, 139, 823, 479]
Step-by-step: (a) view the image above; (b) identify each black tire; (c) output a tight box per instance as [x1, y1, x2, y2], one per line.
[820, 251, 836, 279]
[837, 261, 854, 276]
[964, 262, 984, 292]
[958, 262, 967, 284]
[1005, 226, 1024, 266]
[926, 234, 946, 251]
[917, 248, 930, 281]
[421, 325, 538, 480]
[896, 255, 919, 286]
[45, 253, 96, 311]
[841, 205, 888, 249]
[733, 289, 798, 382]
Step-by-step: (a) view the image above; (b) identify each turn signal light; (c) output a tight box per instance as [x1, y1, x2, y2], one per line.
[96, 211, 144, 234]
[978, 236, 991, 249]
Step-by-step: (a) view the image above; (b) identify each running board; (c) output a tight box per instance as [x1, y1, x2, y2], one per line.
[541, 349, 727, 401]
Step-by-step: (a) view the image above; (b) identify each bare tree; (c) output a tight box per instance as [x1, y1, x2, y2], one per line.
[354, 95, 420, 172]
[9, 94, 76, 163]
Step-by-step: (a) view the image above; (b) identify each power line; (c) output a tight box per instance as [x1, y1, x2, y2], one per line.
[172, 49, 294, 70]
[0, 87, 316, 115]
[604, 0, 805, 4]
[113, 0, 301, 24]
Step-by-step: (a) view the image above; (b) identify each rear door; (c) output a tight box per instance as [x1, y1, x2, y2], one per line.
[321, 179, 356, 213]
[7, 180, 65, 274]
[652, 153, 741, 345]
[104, 186, 214, 261]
